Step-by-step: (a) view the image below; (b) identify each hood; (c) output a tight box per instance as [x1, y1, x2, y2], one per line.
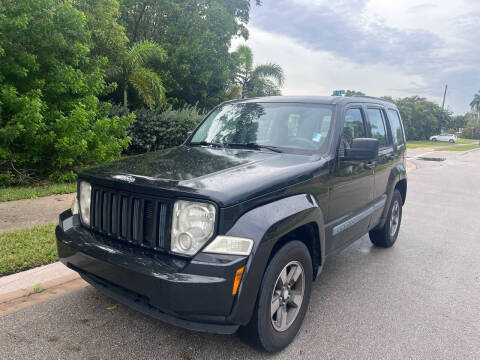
[81, 146, 327, 207]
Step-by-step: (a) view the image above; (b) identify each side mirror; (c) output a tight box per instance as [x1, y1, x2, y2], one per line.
[343, 138, 379, 161]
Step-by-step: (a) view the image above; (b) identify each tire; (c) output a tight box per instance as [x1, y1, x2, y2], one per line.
[432, 138, 437, 142]
[449, 139, 455, 143]
[369, 189, 403, 248]
[239, 241, 313, 353]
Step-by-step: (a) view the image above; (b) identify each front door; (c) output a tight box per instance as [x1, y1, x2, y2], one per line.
[327, 106, 374, 254]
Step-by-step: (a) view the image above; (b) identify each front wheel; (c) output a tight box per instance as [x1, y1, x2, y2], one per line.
[369, 189, 403, 248]
[240, 241, 313, 353]
[432, 138, 438, 141]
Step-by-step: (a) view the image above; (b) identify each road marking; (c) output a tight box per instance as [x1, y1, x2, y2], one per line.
[407, 150, 435, 159]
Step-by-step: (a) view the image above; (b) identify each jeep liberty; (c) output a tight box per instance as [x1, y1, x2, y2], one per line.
[56, 96, 407, 352]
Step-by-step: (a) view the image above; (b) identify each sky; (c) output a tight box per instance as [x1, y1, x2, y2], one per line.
[232, 0, 480, 114]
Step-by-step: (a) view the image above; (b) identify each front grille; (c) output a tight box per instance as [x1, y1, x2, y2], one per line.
[90, 185, 170, 251]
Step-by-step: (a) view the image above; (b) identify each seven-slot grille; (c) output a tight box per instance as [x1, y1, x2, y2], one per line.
[90, 185, 169, 251]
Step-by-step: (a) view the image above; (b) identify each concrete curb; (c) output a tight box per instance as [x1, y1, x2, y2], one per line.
[0, 274, 87, 317]
[0, 261, 88, 317]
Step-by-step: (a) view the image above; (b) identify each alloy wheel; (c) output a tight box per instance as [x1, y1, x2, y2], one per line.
[390, 200, 400, 237]
[270, 261, 305, 332]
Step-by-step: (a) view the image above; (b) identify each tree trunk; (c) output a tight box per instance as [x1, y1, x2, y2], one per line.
[123, 85, 128, 107]
[241, 80, 248, 99]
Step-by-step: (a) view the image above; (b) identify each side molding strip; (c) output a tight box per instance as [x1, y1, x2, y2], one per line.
[332, 197, 386, 236]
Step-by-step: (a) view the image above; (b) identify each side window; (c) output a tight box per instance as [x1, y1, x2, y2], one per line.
[387, 109, 404, 145]
[367, 108, 389, 148]
[340, 108, 366, 157]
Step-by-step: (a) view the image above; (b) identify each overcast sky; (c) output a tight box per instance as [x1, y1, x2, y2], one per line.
[232, 0, 480, 114]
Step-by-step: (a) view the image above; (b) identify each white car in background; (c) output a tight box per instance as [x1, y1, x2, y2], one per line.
[429, 133, 457, 143]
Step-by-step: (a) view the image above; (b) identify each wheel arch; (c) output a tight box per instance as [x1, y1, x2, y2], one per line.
[224, 194, 325, 325]
[377, 163, 407, 228]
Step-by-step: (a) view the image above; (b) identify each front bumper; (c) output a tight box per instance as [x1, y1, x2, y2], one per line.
[56, 210, 247, 334]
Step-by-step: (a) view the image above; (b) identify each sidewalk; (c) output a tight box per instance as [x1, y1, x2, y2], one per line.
[0, 262, 87, 317]
[0, 193, 75, 233]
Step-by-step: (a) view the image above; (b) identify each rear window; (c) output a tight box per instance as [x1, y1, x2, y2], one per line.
[366, 108, 389, 148]
[387, 109, 405, 145]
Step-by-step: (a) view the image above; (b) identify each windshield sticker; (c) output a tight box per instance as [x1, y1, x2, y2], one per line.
[312, 133, 322, 142]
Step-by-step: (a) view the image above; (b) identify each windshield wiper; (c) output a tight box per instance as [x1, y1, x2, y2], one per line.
[189, 140, 225, 148]
[227, 143, 283, 153]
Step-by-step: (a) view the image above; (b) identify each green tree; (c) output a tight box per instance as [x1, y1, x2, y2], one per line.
[118, 0, 260, 108]
[391, 96, 450, 140]
[76, 0, 129, 62]
[0, 0, 133, 184]
[345, 90, 365, 97]
[470, 91, 480, 121]
[231, 45, 284, 99]
[110, 41, 167, 108]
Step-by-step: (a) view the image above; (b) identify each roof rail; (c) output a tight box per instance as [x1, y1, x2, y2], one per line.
[351, 95, 395, 104]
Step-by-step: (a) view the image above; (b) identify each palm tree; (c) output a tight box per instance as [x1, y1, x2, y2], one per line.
[470, 91, 480, 121]
[111, 41, 166, 108]
[231, 45, 284, 99]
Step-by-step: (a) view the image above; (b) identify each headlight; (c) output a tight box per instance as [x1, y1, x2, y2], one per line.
[202, 236, 253, 256]
[171, 200, 216, 256]
[79, 181, 92, 226]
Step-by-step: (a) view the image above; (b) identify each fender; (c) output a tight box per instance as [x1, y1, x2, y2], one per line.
[224, 194, 325, 325]
[377, 161, 407, 228]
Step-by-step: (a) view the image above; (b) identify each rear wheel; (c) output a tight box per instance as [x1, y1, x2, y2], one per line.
[449, 139, 455, 143]
[369, 189, 403, 248]
[240, 241, 313, 353]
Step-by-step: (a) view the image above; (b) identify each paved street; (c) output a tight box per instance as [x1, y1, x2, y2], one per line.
[1, 150, 479, 360]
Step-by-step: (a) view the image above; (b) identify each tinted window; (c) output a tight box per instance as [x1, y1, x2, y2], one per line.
[387, 109, 404, 145]
[367, 108, 388, 147]
[343, 108, 365, 141]
[339, 108, 365, 157]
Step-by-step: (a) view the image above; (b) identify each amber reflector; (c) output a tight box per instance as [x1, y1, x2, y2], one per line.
[232, 266, 245, 295]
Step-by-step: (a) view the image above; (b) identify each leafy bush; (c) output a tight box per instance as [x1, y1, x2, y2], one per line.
[461, 127, 480, 139]
[0, 0, 134, 185]
[127, 106, 204, 153]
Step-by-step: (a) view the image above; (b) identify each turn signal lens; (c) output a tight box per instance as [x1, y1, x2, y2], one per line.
[232, 266, 245, 295]
[202, 236, 253, 256]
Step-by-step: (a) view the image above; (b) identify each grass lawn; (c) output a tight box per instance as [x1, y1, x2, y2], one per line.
[457, 138, 479, 145]
[406, 139, 477, 149]
[406, 141, 452, 149]
[435, 144, 480, 152]
[0, 223, 58, 277]
[0, 182, 76, 202]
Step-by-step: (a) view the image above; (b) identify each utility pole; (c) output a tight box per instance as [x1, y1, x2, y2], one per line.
[441, 84, 448, 110]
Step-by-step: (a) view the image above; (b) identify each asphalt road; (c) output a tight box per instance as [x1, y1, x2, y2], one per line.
[1, 150, 480, 360]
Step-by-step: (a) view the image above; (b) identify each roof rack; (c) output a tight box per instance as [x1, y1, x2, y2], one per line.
[351, 95, 395, 104]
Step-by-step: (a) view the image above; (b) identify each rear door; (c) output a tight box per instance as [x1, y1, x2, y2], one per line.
[365, 106, 394, 204]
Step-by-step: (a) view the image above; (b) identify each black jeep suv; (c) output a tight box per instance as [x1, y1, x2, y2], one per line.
[56, 96, 407, 352]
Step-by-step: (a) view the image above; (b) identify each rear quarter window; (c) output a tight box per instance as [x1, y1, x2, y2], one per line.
[387, 109, 405, 145]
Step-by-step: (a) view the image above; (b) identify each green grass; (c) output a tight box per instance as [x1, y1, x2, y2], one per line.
[406, 139, 478, 149]
[457, 138, 478, 145]
[406, 141, 452, 149]
[435, 144, 480, 152]
[0, 182, 76, 202]
[0, 223, 58, 276]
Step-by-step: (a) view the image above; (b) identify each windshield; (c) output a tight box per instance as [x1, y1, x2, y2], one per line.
[189, 102, 334, 153]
